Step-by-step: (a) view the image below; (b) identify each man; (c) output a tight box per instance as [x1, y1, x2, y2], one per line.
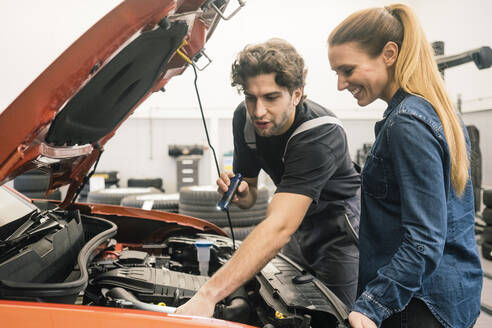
[176, 38, 360, 316]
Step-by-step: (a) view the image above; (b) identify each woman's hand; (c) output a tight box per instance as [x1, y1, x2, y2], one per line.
[348, 311, 377, 328]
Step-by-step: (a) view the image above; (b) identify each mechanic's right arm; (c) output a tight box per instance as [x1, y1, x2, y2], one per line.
[216, 172, 258, 209]
[174, 190, 311, 318]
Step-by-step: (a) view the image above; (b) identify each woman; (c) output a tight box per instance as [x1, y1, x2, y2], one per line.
[327, 3, 482, 328]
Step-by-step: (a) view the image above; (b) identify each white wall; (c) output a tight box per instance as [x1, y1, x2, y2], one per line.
[0, 0, 413, 113]
[97, 117, 215, 192]
[412, 0, 492, 112]
[95, 115, 378, 193]
[2, 1, 492, 113]
[1, 0, 491, 189]
[96, 111, 492, 193]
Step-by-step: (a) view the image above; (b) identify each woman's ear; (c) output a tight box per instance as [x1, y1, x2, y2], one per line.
[382, 41, 399, 66]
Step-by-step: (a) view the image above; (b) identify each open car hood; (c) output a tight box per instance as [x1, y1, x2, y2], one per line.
[0, 0, 228, 207]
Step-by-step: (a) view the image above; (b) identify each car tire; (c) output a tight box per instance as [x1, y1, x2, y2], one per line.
[178, 185, 224, 205]
[92, 171, 120, 187]
[221, 225, 255, 241]
[23, 190, 62, 200]
[178, 201, 268, 214]
[127, 178, 164, 191]
[80, 183, 90, 195]
[179, 185, 269, 205]
[483, 189, 492, 208]
[482, 226, 492, 244]
[87, 187, 160, 205]
[482, 241, 492, 261]
[466, 125, 481, 212]
[23, 169, 47, 175]
[178, 185, 269, 226]
[14, 174, 50, 192]
[482, 208, 492, 225]
[75, 184, 90, 203]
[121, 193, 179, 212]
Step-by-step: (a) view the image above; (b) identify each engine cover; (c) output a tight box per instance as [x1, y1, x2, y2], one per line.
[93, 267, 208, 304]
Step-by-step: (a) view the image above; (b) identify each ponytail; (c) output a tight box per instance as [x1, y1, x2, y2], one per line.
[329, 3, 469, 195]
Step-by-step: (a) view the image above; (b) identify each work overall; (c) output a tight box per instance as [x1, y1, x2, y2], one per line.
[243, 111, 360, 307]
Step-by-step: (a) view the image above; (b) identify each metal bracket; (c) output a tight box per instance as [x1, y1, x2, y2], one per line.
[436, 46, 492, 72]
[211, 0, 246, 21]
[193, 49, 212, 71]
[176, 40, 213, 71]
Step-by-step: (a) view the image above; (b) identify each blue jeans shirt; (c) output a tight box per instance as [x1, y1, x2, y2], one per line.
[353, 89, 482, 328]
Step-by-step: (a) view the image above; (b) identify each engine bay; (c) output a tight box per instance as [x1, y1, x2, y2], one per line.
[84, 232, 346, 327]
[0, 198, 348, 328]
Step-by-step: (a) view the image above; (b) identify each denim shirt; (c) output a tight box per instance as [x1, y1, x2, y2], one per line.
[353, 89, 483, 328]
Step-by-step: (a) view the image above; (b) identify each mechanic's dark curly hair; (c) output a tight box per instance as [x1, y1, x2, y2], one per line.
[231, 38, 307, 103]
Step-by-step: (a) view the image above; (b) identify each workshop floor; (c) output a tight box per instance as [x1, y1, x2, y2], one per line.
[474, 244, 492, 328]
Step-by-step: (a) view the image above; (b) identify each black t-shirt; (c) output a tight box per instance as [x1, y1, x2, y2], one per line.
[233, 99, 360, 218]
[233, 99, 360, 268]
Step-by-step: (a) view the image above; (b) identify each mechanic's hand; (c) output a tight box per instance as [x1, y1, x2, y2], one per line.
[175, 292, 216, 317]
[216, 171, 248, 204]
[348, 311, 377, 328]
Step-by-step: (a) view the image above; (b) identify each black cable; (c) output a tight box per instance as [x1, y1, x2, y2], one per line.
[191, 64, 236, 250]
[481, 304, 492, 316]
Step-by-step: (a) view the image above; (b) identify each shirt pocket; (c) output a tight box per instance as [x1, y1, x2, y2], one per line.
[362, 153, 388, 199]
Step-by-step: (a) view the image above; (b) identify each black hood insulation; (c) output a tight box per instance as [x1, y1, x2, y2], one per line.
[46, 20, 187, 146]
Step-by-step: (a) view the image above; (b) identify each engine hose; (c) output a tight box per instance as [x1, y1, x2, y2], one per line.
[215, 287, 251, 323]
[107, 287, 176, 314]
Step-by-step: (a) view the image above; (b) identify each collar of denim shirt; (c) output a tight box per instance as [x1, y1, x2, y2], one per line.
[383, 88, 408, 118]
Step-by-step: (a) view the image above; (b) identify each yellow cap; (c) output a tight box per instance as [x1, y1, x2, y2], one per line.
[176, 39, 193, 65]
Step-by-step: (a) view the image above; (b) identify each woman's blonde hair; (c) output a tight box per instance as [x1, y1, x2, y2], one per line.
[328, 3, 469, 195]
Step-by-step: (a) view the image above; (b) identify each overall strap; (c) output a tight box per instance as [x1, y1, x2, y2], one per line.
[244, 111, 257, 150]
[282, 116, 343, 161]
[243, 109, 343, 160]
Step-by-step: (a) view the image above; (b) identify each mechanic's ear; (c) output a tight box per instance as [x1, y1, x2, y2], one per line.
[292, 87, 303, 106]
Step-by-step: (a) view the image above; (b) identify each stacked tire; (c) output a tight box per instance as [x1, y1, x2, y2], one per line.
[13, 169, 61, 200]
[87, 187, 160, 205]
[127, 178, 164, 192]
[77, 184, 90, 203]
[121, 193, 179, 213]
[94, 171, 120, 187]
[482, 189, 492, 261]
[355, 142, 373, 167]
[178, 185, 269, 240]
[77, 171, 119, 202]
[466, 125, 482, 212]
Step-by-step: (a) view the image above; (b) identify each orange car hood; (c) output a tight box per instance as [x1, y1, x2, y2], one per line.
[0, 0, 218, 208]
[0, 300, 255, 328]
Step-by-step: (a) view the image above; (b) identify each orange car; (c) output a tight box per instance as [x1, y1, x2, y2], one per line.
[0, 1, 349, 327]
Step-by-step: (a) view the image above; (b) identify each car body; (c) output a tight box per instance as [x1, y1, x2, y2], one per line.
[0, 1, 349, 327]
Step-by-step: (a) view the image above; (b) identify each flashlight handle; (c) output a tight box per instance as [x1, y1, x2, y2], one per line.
[217, 173, 243, 211]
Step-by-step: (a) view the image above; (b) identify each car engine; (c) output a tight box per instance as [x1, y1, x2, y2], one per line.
[0, 198, 348, 328]
[83, 232, 347, 328]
